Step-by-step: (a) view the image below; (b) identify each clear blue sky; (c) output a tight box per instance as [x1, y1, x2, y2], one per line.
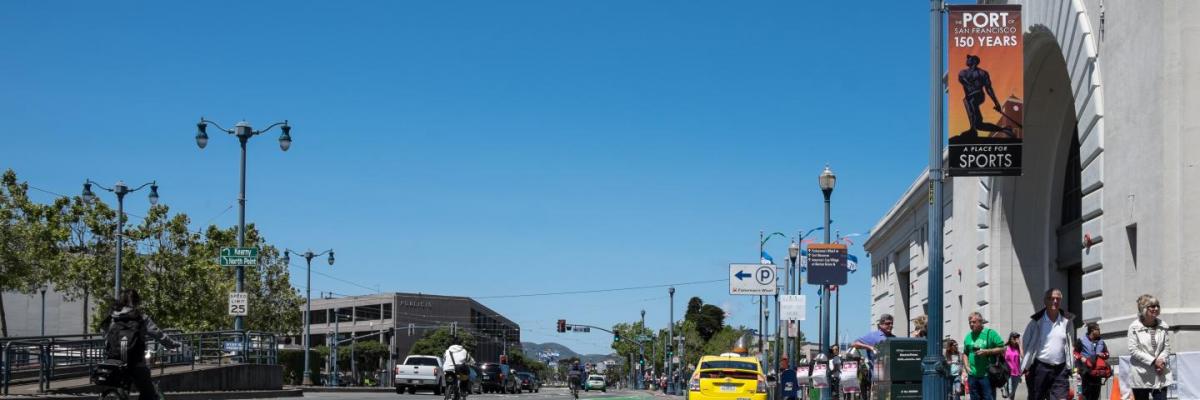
[1, 1, 932, 355]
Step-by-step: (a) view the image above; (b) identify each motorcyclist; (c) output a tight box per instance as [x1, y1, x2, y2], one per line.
[442, 340, 475, 398]
[100, 289, 180, 400]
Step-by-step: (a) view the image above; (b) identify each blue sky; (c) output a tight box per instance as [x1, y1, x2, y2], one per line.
[0, 1, 933, 355]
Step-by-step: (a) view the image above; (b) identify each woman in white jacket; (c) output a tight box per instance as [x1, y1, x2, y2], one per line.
[1126, 294, 1171, 400]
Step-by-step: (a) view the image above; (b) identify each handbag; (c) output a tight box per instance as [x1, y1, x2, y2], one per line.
[985, 330, 1009, 387]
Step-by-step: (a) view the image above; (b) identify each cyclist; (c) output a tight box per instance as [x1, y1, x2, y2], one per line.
[100, 289, 180, 400]
[567, 360, 585, 398]
[442, 340, 475, 400]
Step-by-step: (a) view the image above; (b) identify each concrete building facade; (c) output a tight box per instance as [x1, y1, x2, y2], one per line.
[864, 0, 1198, 370]
[299, 293, 521, 367]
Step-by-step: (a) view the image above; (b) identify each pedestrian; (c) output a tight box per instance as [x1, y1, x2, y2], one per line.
[1127, 294, 1171, 400]
[913, 315, 928, 338]
[1073, 322, 1110, 400]
[946, 338, 965, 400]
[779, 356, 798, 400]
[828, 345, 843, 400]
[962, 312, 1005, 400]
[1001, 332, 1022, 399]
[1020, 288, 1075, 400]
[851, 314, 896, 397]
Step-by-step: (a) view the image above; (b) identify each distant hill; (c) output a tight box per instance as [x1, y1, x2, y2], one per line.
[521, 342, 618, 365]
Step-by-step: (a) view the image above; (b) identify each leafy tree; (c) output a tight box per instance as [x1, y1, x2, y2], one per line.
[0, 170, 71, 336]
[409, 327, 478, 357]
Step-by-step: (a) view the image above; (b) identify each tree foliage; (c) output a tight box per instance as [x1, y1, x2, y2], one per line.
[0, 169, 304, 336]
[408, 327, 478, 357]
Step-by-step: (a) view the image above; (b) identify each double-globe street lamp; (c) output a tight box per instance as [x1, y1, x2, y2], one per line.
[817, 165, 836, 400]
[282, 249, 334, 385]
[195, 117, 292, 331]
[82, 180, 159, 299]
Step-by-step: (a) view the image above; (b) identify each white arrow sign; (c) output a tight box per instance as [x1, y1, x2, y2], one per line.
[729, 263, 777, 295]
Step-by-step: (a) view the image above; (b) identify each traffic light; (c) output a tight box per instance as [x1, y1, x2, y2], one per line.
[614, 331, 621, 343]
[557, 319, 566, 333]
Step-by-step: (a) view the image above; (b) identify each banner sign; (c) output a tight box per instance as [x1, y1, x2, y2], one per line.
[947, 5, 1023, 176]
[806, 244, 847, 286]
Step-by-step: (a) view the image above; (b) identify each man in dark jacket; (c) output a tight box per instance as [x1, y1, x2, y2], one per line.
[101, 289, 180, 400]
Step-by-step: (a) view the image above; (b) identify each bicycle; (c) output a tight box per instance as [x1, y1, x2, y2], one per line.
[91, 359, 165, 400]
[444, 368, 469, 400]
[569, 377, 581, 399]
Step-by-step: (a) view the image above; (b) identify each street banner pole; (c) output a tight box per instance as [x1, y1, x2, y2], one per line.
[923, 0, 947, 399]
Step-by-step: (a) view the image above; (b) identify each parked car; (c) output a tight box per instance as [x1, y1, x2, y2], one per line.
[394, 355, 443, 395]
[517, 372, 541, 393]
[686, 354, 767, 400]
[479, 363, 519, 394]
[585, 374, 606, 392]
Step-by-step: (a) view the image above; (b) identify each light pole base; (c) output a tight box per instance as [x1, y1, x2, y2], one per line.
[920, 354, 947, 400]
[303, 376, 312, 386]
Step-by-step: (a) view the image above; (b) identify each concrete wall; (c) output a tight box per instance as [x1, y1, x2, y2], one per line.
[1, 286, 96, 337]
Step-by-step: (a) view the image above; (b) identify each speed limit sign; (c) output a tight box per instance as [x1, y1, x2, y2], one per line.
[228, 292, 248, 316]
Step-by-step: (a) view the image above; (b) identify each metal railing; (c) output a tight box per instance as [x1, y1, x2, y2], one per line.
[0, 330, 277, 394]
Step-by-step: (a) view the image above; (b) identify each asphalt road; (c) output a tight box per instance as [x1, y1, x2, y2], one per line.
[272, 387, 652, 400]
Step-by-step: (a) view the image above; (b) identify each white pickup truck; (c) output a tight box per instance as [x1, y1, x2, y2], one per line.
[395, 355, 443, 394]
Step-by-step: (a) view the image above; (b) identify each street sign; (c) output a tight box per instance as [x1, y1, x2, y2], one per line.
[806, 244, 848, 285]
[220, 247, 259, 267]
[729, 263, 777, 295]
[228, 292, 248, 316]
[223, 341, 243, 352]
[779, 295, 806, 321]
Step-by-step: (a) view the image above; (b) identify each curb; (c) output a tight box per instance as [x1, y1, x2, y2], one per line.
[292, 386, 395, 393]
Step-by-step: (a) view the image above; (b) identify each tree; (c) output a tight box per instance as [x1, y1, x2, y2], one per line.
[0, 170, 72, 336]
[409, 327, 478, 357]
[696, 304, 725, 342]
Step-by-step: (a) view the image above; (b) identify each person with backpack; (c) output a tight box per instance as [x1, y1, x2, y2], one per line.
[101, 289, 180, 400]
[1073, 322, 1110, 400]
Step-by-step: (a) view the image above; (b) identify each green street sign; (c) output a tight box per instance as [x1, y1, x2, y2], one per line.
[220, 247, 259, 267]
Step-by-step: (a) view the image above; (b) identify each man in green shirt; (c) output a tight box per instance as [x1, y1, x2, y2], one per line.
[961, 312, 1005, 400]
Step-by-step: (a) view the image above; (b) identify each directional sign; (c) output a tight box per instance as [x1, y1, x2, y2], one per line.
[220, 247, 259, 267]
[228, 292, 248, 316]
[779, 295, 806, 321]
[729, 263, 777, 295]
[806, 244, 848, 286]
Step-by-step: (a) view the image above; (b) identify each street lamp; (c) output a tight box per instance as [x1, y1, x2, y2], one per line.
[82, 179, 159, 299]
[818, 165, 835, 400]
[667, 286, 675, 395]
[195, 117, 291, 331]
[282, 248, 334, 386]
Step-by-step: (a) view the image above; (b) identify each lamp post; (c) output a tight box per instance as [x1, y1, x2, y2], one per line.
[923, 1, 948, 399]
[787, 241, 799, 362]
[282, 249, 335, 385]
[195, 117, 292, 331]
[667, 286, 675, 395]
[818, 165, 836, 400]
[640, 309, 646, 390]
[82, 179, 159, 299]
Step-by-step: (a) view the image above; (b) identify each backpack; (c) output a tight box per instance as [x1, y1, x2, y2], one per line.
[105, 311, 145, 363]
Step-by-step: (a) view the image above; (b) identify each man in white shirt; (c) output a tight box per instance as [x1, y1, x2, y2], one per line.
[1020, 288, 1075, 400]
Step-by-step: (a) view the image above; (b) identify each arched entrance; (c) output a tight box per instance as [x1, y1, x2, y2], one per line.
[989, 0, 1107, 327]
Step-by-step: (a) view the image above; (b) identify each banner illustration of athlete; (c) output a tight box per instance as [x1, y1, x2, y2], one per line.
[948, 5, 1023, 176]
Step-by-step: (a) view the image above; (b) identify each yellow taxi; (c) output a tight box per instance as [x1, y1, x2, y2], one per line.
[686, 354, 767, 400]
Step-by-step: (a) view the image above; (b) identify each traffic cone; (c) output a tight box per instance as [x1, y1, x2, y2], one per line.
[1109, 375, 1121, 400]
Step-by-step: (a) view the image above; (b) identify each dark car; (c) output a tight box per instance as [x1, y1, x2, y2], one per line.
[516, 372, 541, 393]
[479, 363, 519, 394]
[443, 364, 484, 395]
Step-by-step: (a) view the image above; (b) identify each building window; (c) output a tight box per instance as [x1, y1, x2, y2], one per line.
[309, 309, 328, 324]
[355, 304, 383, 321]
[1061, 131, 1082, 226]
[383, 303, 393, 320]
